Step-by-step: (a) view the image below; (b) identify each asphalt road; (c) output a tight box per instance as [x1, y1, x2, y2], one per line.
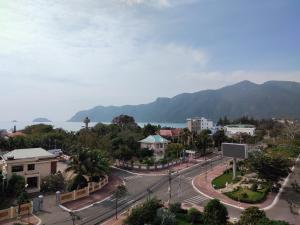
[45, 155, 299, 225]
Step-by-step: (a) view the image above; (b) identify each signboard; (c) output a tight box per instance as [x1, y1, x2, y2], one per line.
[222, 143, 248, 159]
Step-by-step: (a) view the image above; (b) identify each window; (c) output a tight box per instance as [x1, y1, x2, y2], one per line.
[27, 164, 35, 171]
[27, 177, 38, 188]
[11, 165, 23, 173]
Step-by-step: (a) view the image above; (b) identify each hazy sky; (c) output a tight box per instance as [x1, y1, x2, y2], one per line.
[0, 0, 299, 121]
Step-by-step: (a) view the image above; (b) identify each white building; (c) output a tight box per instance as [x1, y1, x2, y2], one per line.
[224, 124, 256, 137]
[0, 148, 57, 193]
[139, 135, 170, 159]
[187, 117, 214, 134]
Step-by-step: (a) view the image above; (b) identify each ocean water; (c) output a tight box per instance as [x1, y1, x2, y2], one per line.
[0, 121, 186, 132]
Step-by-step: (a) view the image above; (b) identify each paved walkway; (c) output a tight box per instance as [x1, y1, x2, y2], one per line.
[62, 175, 123, 210]
[193, 163, 276, 209]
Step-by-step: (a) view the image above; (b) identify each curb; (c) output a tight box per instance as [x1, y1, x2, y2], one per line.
[32, 213, 42, 225]
[59, 178, 127, 213]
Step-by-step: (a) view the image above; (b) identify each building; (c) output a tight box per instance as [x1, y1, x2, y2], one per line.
[158, 128, 182, 140]
[139, 135, 170, 159]
[187, 117, 213, 134]
[0, 148, 58, 193]
[224, 124, 256, 137]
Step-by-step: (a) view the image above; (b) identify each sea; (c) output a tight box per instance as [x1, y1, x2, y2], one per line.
[0, 121, 186, 132]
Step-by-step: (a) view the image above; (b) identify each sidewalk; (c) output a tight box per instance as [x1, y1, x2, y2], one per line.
[193, 163, 276, 209]
[62, 175, 123, 211]
[115, 153, 221, 175]
[0, 215, 39, 225]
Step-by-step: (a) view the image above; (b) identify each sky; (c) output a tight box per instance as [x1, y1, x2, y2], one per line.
[0, 0, 299, 121]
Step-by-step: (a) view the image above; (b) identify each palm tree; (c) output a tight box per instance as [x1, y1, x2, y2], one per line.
[66, 148, 110, 185]
[85, 149, 110, 182]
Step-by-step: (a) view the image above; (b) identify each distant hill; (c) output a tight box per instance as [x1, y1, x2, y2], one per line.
[69, 80, 300, 123]
[33, 118, 52, 122]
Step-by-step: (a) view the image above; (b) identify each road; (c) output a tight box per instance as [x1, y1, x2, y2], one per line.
[44, 155, 299, 225]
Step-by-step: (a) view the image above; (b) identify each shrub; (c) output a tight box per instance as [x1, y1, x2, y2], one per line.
[67, 174, 88, 191]
[155, 208, 176, 225]
[239, 207, 266, 225]
[251, 183, 258, 192]
[188, 208, 204, 224]
[169, 202, 186, 214]
[204, 199, 228, 225]
[41, 172, 65, 193]
[7, 174, 25, 197]
[241, 192, 248, 198]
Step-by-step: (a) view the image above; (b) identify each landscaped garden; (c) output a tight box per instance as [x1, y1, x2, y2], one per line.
[211, 170, 241, 189]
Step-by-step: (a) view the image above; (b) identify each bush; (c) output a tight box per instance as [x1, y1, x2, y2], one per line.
[188, 208, 203, 224]
[251, 183, 258, 192]
[169, 202, 186, 214]
[204, 199, 228, 225]
[239, 207, 266, 225]
[155, 208, 176, 225]
[7, 174, 25, 197]
[41, 172, 65, 193]
[67, 174, 88, 191]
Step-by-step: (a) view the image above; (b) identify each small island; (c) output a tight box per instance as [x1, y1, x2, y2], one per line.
[33, 117, 52, 123]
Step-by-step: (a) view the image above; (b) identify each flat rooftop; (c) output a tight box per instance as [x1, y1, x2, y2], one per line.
[2, 147, 55, 160]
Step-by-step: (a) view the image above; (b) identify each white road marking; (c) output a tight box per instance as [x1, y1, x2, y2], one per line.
[184, 195, 208, 205]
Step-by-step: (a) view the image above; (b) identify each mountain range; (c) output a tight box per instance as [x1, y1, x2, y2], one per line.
[69, 80, 300, 123]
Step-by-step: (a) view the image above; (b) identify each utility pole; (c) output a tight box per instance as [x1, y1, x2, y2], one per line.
[178, 175, 182, 198]
[168, 170, 172, 206]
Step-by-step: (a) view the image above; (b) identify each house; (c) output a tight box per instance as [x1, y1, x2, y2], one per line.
[187, 117, 213, 134]
[0, 148, 58, 193]
[139, 135, 170, 159]
[224, 124, 256, 137]
[158, 128, 182, 140]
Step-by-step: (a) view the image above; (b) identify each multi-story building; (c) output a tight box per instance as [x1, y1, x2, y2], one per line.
[187, 117, 214, 134]
[224, 124, 256, 137]
[0, 148, 57, 193]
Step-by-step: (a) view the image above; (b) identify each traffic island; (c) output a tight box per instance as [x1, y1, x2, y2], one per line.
[193, 163, 276, 209]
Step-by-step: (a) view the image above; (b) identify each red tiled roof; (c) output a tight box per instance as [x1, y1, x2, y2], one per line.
[7, 132, 26, 138]
[159, 128, 182, 137]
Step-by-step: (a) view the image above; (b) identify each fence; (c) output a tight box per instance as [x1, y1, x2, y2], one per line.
[59, 176, 109, 204]
[0, 202, 32, 222]
[117, 159, 187, 171]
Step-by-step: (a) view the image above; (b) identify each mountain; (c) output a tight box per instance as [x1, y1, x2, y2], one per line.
[33, 118, 52, 122]
[69, 80, 300, 123]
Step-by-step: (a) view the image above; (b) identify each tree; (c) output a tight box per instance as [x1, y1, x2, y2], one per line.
[239, 207, 266, 225]
[143, 124, 159, 136]
[165, 143, 184, 160]
[67, 174, 88, 191]
[124, 198, 162, 225]
[66, 148, 110, 183]
[112, 115, 138, 129]
[188, 208, 203, 224]
[213, 130, 227, 151]
[41, 172, 65, 192]
[155, 208, 176, 225]
[7, 174, 26, 197]
[203, 199, 228, 225]
[247, 151, 291, 185]
[113, 185, 127, 219]
[195, 130, 213, 155]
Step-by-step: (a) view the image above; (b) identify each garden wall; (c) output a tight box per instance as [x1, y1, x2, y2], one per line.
[59, 175, 109, 204]
[0, 202, 32, 222]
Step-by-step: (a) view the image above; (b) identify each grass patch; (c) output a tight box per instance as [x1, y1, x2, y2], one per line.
[266, 145, 300, 158]
[224, 186, 269, 204]
[212, 170, 241, 189]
